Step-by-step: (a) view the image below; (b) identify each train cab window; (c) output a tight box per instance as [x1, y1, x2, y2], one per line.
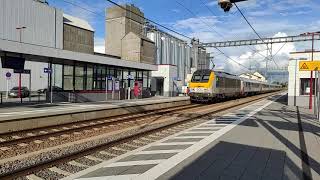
[191, 74, 201, 82]
[202, 75, 210, 81]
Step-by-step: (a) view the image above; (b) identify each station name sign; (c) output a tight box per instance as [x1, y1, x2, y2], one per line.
[299, 61, 320, 71]
[14, 69, 31, 74]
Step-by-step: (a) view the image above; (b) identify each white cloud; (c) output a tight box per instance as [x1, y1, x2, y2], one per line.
[171, 9, 181, 13]
[206, 1, 215, 7]
[215, 32, 296, 75]
[174, 16, 220, 32]
[94, 37, 105, 54]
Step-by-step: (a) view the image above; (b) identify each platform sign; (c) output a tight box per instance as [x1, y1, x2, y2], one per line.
[5, 72, 11, 79]
[299, 61, 320, 71]
[14, 69, 31, 74]
[114, 80, 120, 91]
[107, 76, 113, 80]
[127, 74, 133, 80]
[44, 68, 52, 74]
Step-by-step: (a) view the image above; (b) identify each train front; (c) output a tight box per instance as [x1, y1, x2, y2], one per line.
[188, 69, 215, 102]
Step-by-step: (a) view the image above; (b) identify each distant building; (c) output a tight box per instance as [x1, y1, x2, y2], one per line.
[287, 50, 320, 107]
[63, 14, 95, 54]
[147, 27, 210, 96]
[105, 4, 155, 64]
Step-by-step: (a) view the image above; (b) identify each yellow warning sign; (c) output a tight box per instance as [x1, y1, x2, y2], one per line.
[299, 61, 320, 71]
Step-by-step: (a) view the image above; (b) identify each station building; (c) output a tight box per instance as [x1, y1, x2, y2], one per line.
[0, 0, 156, 102]
[287, 50, 320, 107]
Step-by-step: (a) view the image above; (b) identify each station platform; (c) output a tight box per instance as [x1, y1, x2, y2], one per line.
[0, 96, 190, 133]
[66, 92, 320, 180]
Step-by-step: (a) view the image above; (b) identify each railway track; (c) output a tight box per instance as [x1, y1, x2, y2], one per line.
[0, 91, 282, 179]
[0, 103, 205, 158]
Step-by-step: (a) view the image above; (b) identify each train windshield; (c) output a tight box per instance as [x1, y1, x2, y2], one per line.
[191, 71, 211, 82]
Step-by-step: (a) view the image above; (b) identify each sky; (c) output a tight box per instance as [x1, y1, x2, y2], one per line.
[47, 0, 320, 74]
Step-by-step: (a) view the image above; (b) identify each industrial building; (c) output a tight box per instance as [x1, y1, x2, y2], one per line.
[287, 50, 320, 107]
[147, 26, 210, 96]
[0, 0, 156, 103]
[105, 4, 210, 97]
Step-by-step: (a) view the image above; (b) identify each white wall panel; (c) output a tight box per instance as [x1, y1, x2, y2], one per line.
[0, 0, 63, 49]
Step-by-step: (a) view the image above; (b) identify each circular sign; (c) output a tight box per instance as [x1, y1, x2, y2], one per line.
[5, 72, 11, 78]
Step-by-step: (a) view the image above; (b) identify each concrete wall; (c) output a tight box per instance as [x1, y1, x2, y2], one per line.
[0, 0, 63, 49]
[152, 65, 178, 96]
[105, 17, 126, 57]
[141, 39, 156, 65]
[105, 5, 144, 57]
[121, 32, 141, 62]
[121, 32, 155, 64]
[63, 24, 94, 54]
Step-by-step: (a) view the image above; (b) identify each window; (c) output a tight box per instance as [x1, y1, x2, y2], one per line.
[53, 64, 63, 89]
[300, 78, 315, 95]
[93, 66, 106, 90]
[202, 75, 210, 81]
[143, 71, 149, 88]
[116, 68, 123, 88]
[75, 66, 85, 90]
[129, 70, 136, 88]
[123, 70, 129, 88]
[63, 65, 74, 90]
[191, 74, 210, 82]
[191, 74, 201, 82]
[86, 65, 93, 90]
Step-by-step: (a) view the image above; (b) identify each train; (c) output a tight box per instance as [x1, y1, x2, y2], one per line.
[188, 69, 282, 103]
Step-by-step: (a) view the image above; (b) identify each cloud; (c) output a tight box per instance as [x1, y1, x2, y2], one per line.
[206, 1, 215, 7]
[171, 9, 181, 13]
[174, 16, 220, 32]
[94, 37, 105, 53]
[215, 32, 296, 75]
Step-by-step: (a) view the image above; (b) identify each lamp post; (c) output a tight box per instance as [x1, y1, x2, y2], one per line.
[16, 26, 26, 103]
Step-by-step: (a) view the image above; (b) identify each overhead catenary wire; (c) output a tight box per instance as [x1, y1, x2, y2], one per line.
[105, 0, 193, 40]
[175, 0, 250, 71]
[198, 0, 267, 66]
[59, 0, 191, 41]
[175, 0, 225, 39]
[233, 3, 279, 69]
[60, 0, 105, 18]
[214, 47, 250, 71]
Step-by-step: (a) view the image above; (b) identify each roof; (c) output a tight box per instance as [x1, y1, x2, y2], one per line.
[63, 14, 94, 32]
[0, 38, 157, 71]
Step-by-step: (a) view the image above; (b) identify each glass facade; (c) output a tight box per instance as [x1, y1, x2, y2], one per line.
[63, 65, 74, 90]
[52, 62, 151, 92]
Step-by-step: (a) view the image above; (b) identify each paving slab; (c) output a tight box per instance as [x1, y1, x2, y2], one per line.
[154, 94, 320, 180]
[69, 93, 320, 180]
